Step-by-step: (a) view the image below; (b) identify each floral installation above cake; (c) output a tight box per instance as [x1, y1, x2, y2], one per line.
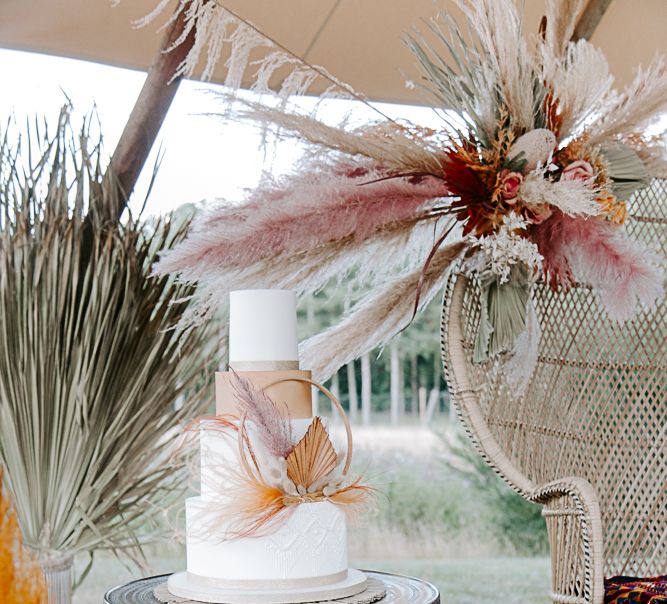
[156, 0, 667, 391]
[184, 374, 373, 539]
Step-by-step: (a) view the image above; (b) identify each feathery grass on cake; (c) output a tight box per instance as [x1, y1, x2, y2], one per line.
[230, 373, 294, 459]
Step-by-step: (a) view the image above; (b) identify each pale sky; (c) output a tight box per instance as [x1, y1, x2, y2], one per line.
[0, 48, 443, 217]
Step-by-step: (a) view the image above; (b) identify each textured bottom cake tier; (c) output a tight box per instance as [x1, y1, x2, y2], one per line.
[185, 499, 348, 587]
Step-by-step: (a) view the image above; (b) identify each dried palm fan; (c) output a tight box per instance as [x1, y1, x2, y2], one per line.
[0, 110, 214, 602]
[286, 417, 338, 491]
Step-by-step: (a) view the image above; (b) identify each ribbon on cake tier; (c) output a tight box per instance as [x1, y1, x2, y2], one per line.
[229, 361, 300, 371]
[186, 570, 349, 590]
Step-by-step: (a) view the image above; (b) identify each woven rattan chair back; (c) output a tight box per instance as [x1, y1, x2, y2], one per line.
[441, 180, 667, 604]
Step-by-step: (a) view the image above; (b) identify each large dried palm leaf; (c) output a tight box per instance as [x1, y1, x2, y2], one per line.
[0, 111, 214, 585]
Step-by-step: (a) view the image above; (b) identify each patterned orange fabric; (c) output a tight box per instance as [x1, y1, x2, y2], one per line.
[606, 576, 667, 603]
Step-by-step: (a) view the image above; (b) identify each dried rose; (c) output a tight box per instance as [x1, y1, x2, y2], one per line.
[561, 160, 595, 184]
[500, 170, 523, 203]
[523, 204, 553, 225]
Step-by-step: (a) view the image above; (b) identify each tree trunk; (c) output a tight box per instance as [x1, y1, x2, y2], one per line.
[390, 340, 401, 426]
[399, 353, 405, 419]
[410, 355, 419, 415]
[41, 555, 73, 604]
[306, 294, 315, 325]
[418, 386, 428, 425]
[330, 371, 340, 425]
[425, 388, 440, 424]
[361, 353, 372, 426]
[447, 389, 457, 422]
[346, 361, 358, 423]
[424, 352, 441, 424]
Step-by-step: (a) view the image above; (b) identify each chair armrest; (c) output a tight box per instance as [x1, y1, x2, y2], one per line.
[530, 477, 605, 604]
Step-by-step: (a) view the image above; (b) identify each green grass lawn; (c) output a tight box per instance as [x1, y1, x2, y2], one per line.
[77, 553, 551, 603]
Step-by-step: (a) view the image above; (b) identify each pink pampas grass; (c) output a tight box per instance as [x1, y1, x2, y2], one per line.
[533, 211, 664, 321]
[155, 157, 449, 280]
[231, 373, 294, 458]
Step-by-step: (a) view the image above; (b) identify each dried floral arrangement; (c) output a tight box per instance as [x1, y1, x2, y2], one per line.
[186, 374, 373, 538]
[154, 0, 667, 388]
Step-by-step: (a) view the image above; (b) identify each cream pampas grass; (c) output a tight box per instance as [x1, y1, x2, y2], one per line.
[300, 240, 467, 381]
[227, 98, 444, 175]
[150, 0, 666, 387]
[588, 55, 667, 146]
[542, 0, 587, 61]
[519, 172, 601, 217]
[548, 40, 614, 137]
[131, 0, 371, 108]
[0, 112, 213, 596]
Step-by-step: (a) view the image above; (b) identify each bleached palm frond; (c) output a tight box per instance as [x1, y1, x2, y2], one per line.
[453, 0, 537, 132]
[405, 14, 499, 144]
[622, 133, 667, 178]
[542, 0, 587, 60]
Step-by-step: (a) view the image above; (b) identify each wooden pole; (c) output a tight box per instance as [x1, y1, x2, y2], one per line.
[106, 1, 208, 218]
[571, 0, 614, 41]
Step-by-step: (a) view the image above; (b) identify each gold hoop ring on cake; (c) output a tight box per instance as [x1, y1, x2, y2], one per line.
[237, 376, 353, 480]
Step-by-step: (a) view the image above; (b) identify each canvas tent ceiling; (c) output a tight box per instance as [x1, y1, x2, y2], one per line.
[1, 0, 666, 104]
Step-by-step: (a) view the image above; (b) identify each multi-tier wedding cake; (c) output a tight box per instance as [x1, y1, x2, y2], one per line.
[168, 290, 370, 604]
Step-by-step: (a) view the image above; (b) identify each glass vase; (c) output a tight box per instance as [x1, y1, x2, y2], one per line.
[41, 555, 73, 604]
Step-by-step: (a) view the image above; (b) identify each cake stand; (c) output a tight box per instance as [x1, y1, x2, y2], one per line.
[103, 570, 441, 604]
[166, 568, 368, 604]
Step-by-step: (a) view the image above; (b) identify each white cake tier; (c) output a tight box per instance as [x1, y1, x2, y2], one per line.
[185, 499, 348, 585]
[229, 290, 298, 365]
[199, 418, 326, 503]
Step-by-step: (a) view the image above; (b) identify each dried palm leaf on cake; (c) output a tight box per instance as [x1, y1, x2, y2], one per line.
[285, 417, 337, 493]
[154, 0, 667, 390]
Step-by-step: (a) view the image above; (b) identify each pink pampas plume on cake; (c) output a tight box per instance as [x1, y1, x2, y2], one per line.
[230, 372, 294, 459]
[534, 211, 665, 321]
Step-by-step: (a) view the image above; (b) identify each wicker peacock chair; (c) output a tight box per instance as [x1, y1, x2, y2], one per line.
[441, 180, 667, 604]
